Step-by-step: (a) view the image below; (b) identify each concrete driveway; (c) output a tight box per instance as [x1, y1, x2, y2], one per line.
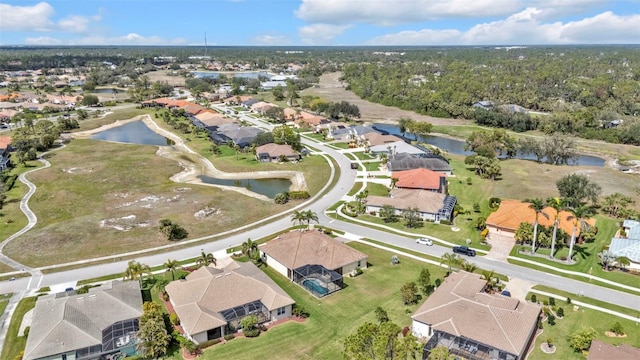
[485, 233, 515, 262]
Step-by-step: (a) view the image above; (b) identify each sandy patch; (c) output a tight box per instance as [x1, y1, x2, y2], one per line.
[63, 167, 94, 174]
[99, 215, 150, 231]
[194, 206, 221, 219]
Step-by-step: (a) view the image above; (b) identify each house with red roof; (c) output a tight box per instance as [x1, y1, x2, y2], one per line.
[392, 168, 447, 193]
[0, 136, 13, 170]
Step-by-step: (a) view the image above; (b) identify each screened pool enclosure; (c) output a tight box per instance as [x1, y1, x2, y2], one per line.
[292, 264, 343, 297]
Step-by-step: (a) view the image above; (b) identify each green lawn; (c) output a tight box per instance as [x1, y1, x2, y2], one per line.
[365, 182, 390, 196]
[347, 182, 362, 196]
[0, 296, 37, 360]
[199, 243, 448, 359]
[351, 151, 375, 161]
[0, 161, 43, 244]
[0, 293, 11, 316]
[303, 133, 325, 142]
[330, 142, 352, 149]
[363, 161, 382, 171]
[526, 292, 640, 360]
[531, 285, 640, 318]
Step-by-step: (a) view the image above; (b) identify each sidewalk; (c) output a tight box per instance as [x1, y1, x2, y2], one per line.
[529, 289, 640, 322]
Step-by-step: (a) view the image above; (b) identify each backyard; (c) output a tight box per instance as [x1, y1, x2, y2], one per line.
[198, 242, 447, 359]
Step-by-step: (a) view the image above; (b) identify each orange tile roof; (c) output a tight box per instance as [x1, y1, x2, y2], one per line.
[393, 168, 445, 191]
[0, 136, 12, 149]
[486, 199, 595, 235]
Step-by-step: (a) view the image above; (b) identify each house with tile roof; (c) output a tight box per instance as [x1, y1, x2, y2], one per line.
[165, 259, 295, 345]
[609, 219, 640, 270]
[24, 281, 143, 360]
[486, 199, 596, 239]
[386, 152, 452, 176]
[588, 339, 640, 360]
[412, 271, 541, 360]
[363, 132, 403, 146]
[256, 143, 300, 162]
[366, 188, 457, 223]
[392, 168, 447, 193]
[260, 230, 367, 297]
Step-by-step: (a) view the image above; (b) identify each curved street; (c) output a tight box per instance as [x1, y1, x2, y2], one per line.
[1, 111, 639, 351]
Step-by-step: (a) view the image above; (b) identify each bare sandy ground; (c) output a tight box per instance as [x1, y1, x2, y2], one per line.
[302, 72, 468, 126]
[72, 115, 308, 201]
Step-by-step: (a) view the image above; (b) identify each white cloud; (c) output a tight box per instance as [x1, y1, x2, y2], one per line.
[295, 0, 521, 26]
[0, 2, 55, 31]
[0, 1, 102, 33]
[252, 35, 292, 45]
[25, 33, 189, 46]
[298, 23, 352, 45]
[367, 9, 640, 45]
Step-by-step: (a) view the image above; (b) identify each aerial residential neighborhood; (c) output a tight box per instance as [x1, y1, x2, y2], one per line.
[0, 1, 639, 360]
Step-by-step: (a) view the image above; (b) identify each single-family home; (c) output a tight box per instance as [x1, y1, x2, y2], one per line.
[24, 281, 143, 360]
[392, 168, 447, 193]
[366, 188, 457, 223]
[250, 101, 277, 115]
[326, 125, 378, 142]
[472, 101, 494, 111]
[256, 143, 300, 162]
[588, 339, 640, 360]
[609, 219, 640, 270]
[0, 136, 12, 171]
[369, 140, 425, 157]
[386, 152, 452, 176]
[363, 132, 403, 146]
[211, 124, 264, 147]
[412, 271, 541, 360]
[486, 199, 595, 239]
[0, 109, 18, 123]
[165, 259, 295, 345]
[195, 111, 236, 131]
[260, 230, 368, 297]
[297, 111, 329, 128]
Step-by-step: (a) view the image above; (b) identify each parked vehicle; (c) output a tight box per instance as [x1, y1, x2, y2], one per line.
[500, 290, 511, 297]
[416, 238, 433, 246]
[452, 246, 476, 257]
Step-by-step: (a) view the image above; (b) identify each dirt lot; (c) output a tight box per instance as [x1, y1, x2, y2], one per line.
[302, 72, 467, 126]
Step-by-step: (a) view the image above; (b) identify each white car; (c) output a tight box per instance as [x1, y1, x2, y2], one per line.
[416, 238, 433, 246]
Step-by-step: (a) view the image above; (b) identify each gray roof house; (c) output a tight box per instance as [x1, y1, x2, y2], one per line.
[412, 271, 541, 360]
[165, 259, 295, 345]
[327, 125, 378, 142]
[387, 152, 452, 175]
[609, 219, 640, 270]
[24, 281, 143, 360]
[369, 140, 425, 157]
[212, 124, 264, 147]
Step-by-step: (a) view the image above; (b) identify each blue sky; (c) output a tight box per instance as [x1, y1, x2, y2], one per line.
[0, 1, 638, 46]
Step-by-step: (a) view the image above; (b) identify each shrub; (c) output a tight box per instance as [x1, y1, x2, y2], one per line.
[530, 294, 537, 303]
[292, 304, 310, 318]
[542, 299, 549, 306]
[537, 319, 543, 329]
[557, 307, 564, 317]
[402, 326, 410, 337]
[196, 338, 222, 350]
[440, 219, 451, 225]
[549, 297, 556, 306]
[274, 192, 289, 204]
[566, 297, 572, 304]
[13, 351, 24, 360]
[473, 203, 481, 212]
[288, 190, 310, 200]
[23, 326, 30, 338]
[489, 197, 502, 209]
[546, 337, 553, 346]
[467, 177, 473, 185]
[547, 314, 556, 325]
[610, 322, 625, 335]
[170, 313, 180, 325]
[244, 328, 260, 337]
[224, 333, 235, 341]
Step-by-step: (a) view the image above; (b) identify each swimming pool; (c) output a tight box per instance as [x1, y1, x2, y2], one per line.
[302, 278, 329, 295]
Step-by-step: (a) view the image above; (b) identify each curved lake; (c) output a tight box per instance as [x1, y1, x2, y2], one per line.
[197, 176, 291, 199]
[91, 121, 173, 146]
[372, 123, 605, 167]
[192, 71, 272, 79]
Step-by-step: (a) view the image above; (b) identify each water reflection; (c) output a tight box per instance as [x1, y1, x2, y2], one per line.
[197, 175, 291, 199]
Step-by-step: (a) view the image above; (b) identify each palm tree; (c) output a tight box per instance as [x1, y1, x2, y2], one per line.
[616, 256, 631, 270]
[546, 197, 566, 259]
[566, 205, 593, 261]
[303, 210, 319, 229]
[196, 251, 216, 267]
[390, 177, 399, 189]
[163, 258, 179, 281]
[527, 198, 548, 254]
[242, 238, 259, 259]
[459, 260, 477, 273]
[440, 253, 460, 273]
[123, 260, 151, 287]
[290, 210, 306, 231]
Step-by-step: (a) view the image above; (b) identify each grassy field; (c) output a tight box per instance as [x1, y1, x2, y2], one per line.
[1, 139, 287, 267]
[526, 292, 640, 360]
[0, 161, 43, 245]
[75, 107, 155, 132]
[0, 296, 37, 360]
[199, 242, 447, 359]
[365, 182, 390, 196]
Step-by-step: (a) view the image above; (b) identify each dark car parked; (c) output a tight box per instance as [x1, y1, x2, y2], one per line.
[453, 246, 476, 257]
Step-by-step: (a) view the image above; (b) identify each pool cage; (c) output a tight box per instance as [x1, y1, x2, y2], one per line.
[220, 300, 271, 330]
[292, 264, 343, 297]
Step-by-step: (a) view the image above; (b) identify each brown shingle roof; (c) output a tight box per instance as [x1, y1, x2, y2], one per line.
[588, 340, 640, 360]
[364, 132, 403, 146]
[165, 260, 294, 335]
[486, 199, 595, 235]
[256, 143, 297, 158]
[367, 189, 447, 214]
[260, 230, 367, 271]
[412, 271, 541, 357]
